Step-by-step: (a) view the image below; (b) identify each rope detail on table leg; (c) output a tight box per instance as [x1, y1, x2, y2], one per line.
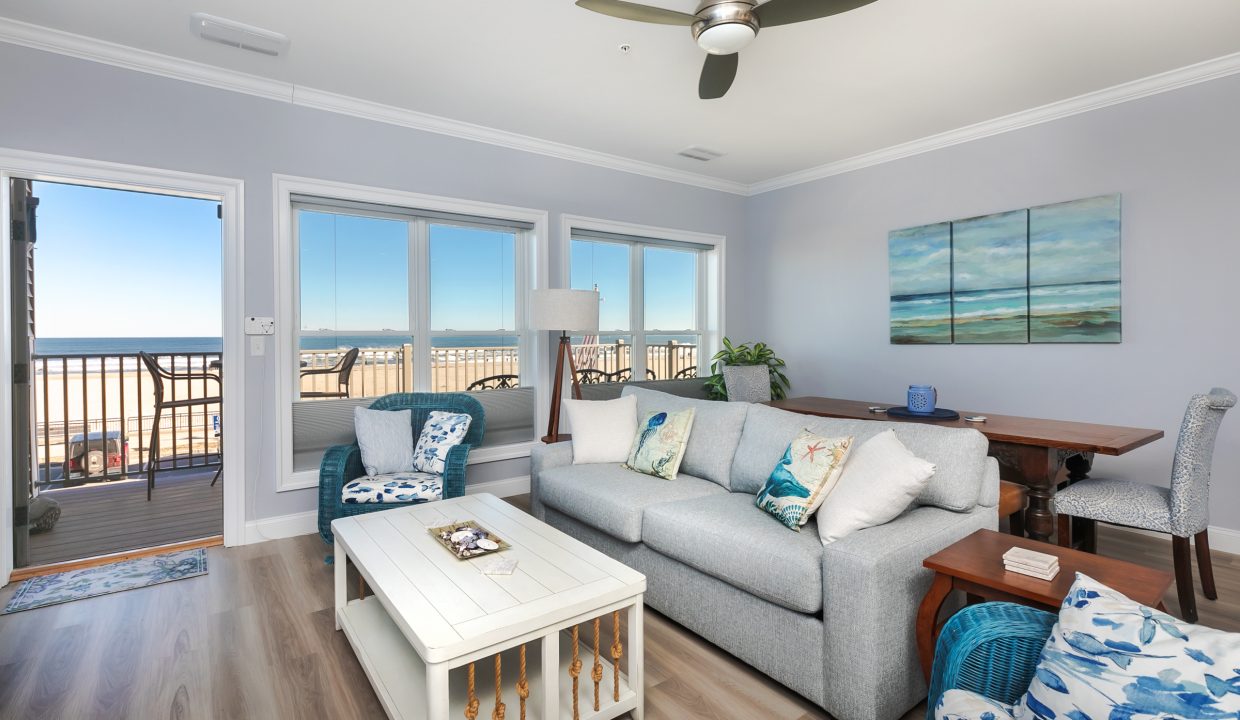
[591, 617, 603, 711]
[569, 625, 582, 720]
[610, 610, 623, 702]
[492, 654, 506, 720]
[516, 644, 529, 720]
[466, 662, 480, 720]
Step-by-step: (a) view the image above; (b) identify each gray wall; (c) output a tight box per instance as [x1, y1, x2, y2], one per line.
[0, 43, 748, 522]
[744, 73, 1240, 532]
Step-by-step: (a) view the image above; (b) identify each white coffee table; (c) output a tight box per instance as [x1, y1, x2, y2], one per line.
[333, 493, 646, 720]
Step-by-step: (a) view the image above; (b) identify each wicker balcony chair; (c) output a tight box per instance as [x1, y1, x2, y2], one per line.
[317, 392, 485, 544]
[926, 602, 1057, 720]
[300, 347, 360, 399]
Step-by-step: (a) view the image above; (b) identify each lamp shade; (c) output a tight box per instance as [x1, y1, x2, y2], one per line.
[530, 289, 599, 333]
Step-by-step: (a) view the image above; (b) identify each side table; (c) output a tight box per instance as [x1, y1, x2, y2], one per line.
[916, 529, 1174, 680]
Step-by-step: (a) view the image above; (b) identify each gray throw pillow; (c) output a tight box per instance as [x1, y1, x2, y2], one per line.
[354, 407, 414, 476]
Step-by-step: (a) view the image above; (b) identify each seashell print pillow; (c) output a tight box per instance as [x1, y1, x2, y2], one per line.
[754, 429, 853, 531]
[1018, 572, 1240, 720]
[624, 409, 696, 480]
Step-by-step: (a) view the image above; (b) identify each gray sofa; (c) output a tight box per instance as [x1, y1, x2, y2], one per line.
[530, 386, 999, 720]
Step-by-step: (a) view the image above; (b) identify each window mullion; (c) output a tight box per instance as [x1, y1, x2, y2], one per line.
[412, 219, 431, 391]
[631, 243, 646, 380]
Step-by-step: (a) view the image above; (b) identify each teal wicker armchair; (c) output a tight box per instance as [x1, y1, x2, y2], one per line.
[926, 602, 1056, 720]
[317, 392, 485, 544]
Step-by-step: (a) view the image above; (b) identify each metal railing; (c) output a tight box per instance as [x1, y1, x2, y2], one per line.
[33, 352, 222, 488]
[297, 341, 699, 398]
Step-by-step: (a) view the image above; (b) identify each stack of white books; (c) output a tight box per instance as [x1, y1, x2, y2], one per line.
[1003, 546, 1060, 580]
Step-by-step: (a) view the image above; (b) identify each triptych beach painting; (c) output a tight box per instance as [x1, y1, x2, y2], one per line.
[889, 194, 1121, 344]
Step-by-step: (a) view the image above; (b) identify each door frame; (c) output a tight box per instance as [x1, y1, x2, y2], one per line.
[0, 148, 246, 583]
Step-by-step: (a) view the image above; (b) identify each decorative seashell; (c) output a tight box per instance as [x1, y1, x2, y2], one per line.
[450, 530, 474, 544]
[476, 539, 499, 551]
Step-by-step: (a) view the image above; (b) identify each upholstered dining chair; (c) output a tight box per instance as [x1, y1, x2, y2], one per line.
[1055, 387, 1236, 623]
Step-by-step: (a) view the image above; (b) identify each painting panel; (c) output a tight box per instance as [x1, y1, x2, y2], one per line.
[1028, 194, 1121, 343]
[951, 209, 1029, 344]
[889, 222, 952, 344]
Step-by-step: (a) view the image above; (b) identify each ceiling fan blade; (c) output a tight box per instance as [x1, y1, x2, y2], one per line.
[699, 53, 739, 100]
[575, 0, 696, 26]
[753, 0, 878, 28]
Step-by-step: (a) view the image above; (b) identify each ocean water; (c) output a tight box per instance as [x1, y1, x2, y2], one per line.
[890, 280, 1120, 344]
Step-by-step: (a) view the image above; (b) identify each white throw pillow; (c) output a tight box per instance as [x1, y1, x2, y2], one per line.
[816, 429, 936, 544]
[564, 395, 638, 464]
[353, 407, 414, 477]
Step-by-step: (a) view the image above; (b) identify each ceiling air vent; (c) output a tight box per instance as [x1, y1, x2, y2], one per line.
[677, 146, 725, 162]
[191, 13, 289, 57]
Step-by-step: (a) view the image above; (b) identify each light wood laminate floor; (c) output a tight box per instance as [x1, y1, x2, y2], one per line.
[0, 496, 1236, 720]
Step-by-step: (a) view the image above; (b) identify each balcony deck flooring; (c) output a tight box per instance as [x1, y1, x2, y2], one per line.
[25, 467, 222, 567]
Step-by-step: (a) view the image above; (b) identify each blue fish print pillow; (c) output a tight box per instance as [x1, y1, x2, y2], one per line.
[1018, 572, 1240, 720]
[411, 411, 472, 475]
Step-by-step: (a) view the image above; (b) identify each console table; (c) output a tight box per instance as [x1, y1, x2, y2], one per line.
[768, 397, 1164, 543]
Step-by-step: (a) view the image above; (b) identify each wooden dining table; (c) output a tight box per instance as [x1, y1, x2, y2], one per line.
[767, 397, 1165, 543]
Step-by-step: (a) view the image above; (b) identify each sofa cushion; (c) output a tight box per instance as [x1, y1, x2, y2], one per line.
[731, 404, 987, 512]
[621, 386, 748, 490]
[642, 493, 824, 614]
[537, 463, 725, 543]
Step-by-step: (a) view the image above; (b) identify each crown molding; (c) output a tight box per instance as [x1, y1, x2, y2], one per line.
[747, 50, 1240, 195]
[0, 16, 292, 102]
[4, 16, 1239, 198]
[0, 17, 748, 196]
[289, 86, 750, 194]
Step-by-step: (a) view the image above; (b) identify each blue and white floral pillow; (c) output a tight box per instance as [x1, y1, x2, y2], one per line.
[411, 411, 472, 475]
[1017, 572, 1240, 720]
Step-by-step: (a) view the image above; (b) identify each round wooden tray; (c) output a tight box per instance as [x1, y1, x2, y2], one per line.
[886, 406, 961, 421]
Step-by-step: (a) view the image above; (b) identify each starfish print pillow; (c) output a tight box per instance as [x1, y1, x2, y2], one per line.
[755, 429, 854, 531]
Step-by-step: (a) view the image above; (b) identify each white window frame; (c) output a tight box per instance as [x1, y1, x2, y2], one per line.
[0, 148, 247, 578]
[560, 214, 725, 381]
[274, 175, 547, 492]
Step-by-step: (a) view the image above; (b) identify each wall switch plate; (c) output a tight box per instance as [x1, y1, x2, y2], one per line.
[245, 316, 275, 335]
[250, 336, 266, 356]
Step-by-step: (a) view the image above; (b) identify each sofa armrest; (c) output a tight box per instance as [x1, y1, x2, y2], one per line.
[318, 443, 364, 544]
[977, 456, 1000, 509]
[443, 443, 471, 499]
[819, 503, 997, 720]
[530, 441, 573, 520]
[927, 602, 1055, 719]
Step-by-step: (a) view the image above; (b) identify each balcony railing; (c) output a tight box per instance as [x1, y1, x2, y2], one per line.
[33, 352, 222, 489]
[298, 341, 699, 398]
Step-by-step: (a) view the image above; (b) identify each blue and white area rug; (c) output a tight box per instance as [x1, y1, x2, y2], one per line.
[3, 548, 208, 614]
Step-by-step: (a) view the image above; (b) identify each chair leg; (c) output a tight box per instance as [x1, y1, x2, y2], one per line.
[1196, 530, 1218, 601]
[147, 407, 161, 502]
[1078, 518, 1098, 554]
[1057, 514, 1072, 548]
[1172, 535, 1198, 623]
[1008, 509, 1025, 537]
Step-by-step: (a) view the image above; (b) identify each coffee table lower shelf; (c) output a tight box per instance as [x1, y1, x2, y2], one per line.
[339, 595, 638, 720]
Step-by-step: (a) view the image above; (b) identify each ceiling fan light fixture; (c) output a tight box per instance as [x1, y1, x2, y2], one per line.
[695, 23, 756, 54]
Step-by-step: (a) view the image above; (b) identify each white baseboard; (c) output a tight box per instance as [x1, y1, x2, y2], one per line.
[242, 475, 532, 545]
[1108, 523, 1240, 556]
[244, 510, 318, 545]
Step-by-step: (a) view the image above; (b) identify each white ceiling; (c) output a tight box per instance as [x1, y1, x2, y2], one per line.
[2, 0, 1240, 186]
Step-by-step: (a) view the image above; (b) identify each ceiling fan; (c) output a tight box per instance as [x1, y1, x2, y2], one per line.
[576, 0, 877, 99]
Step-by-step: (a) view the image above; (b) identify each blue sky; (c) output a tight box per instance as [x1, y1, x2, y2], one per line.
[32, 181, 222, 337]
[30, 182, 696, 339]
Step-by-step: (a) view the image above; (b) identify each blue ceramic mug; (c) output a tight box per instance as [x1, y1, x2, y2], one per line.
[907, 385, 937, 414]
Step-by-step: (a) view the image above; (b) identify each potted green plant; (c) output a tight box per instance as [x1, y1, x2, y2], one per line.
[704, 337, 790, 401]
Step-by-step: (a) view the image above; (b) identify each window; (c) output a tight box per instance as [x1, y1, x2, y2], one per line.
[569, 229, 711, 383]
[289, 196, 535, 473]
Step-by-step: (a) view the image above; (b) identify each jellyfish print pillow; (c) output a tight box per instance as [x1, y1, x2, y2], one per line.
[624, 408, 696, 480]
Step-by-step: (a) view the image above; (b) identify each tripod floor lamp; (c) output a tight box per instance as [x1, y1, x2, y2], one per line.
[531, 288, 599, 443]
